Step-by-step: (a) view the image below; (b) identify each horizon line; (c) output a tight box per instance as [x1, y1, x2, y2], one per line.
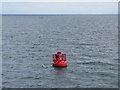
[1, 13, 118, 16]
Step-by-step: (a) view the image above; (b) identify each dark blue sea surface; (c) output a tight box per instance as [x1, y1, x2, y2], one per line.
[2, 15, 118, 88]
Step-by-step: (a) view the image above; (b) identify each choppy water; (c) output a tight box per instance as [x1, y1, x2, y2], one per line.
[2, 15, 118, 88]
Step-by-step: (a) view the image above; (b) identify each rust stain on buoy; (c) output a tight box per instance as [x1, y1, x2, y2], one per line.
[52, 52, 68, 67]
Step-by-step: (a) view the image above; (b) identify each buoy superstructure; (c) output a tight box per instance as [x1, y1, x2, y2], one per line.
[52, 52, 68, 67]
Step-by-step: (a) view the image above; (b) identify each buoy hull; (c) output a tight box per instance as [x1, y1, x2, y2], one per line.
[53, 62, 67, 67]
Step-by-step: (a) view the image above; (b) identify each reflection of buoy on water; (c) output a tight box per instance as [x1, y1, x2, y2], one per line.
[52, 52, 68, 67]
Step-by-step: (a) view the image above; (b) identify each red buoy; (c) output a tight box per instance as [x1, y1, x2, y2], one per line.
[52, 52, 68, 67]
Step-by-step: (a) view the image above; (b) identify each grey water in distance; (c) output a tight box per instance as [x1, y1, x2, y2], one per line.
[2, 15, 118, 88]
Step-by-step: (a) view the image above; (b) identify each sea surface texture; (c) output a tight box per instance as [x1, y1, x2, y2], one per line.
[2, 15, 118, 88]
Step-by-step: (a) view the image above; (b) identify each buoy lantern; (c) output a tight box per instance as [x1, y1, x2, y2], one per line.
[52, 52, 68, 67]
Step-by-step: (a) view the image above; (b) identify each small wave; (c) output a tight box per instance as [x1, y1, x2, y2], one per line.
[21, 76, 35, 79]
[2, 82, 9, 84]
[96, 71, 118, 78]
[34, 77, 42, 79]
[77, 61, 113, 66]
[79, 43, 98, 46]
[33, 43, 41, 45]
[21, 76, 42, 80]
[41, 64, 49, 68]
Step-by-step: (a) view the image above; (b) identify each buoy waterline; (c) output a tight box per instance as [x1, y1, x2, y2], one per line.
[52, 52, 68, 67]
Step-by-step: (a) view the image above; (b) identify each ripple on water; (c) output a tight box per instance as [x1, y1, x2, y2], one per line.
[2, 15, 118, 88]
[77, 61, 114, 66]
